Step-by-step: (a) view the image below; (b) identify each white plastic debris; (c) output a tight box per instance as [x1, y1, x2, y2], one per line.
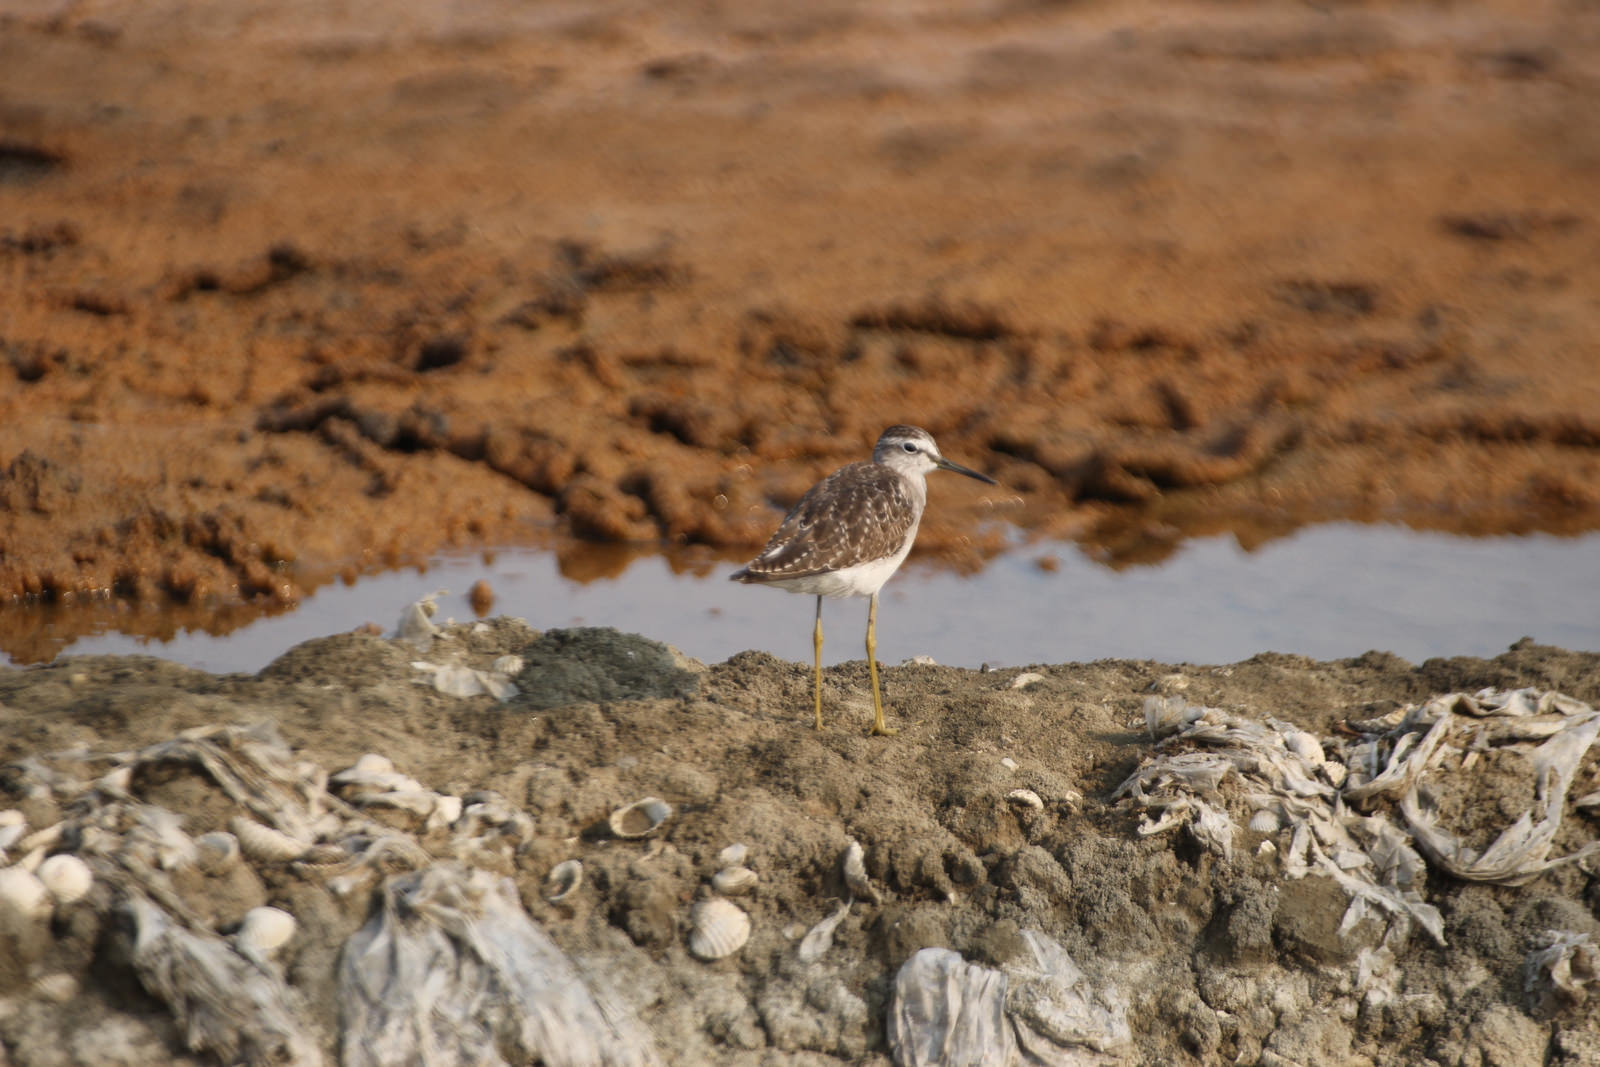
[1525, 930, 1598, 1014]
[888, 948, 1011, 1067]
[1117, 688, 1600, 950]
[396, 591, 446, 651]
[1349, 690, 1600, 885]
[887, 930, 1131, 1067]
[126, 893, 323, 1066]
[339, 862, 660, 1067]
[411, 660, 520, 702]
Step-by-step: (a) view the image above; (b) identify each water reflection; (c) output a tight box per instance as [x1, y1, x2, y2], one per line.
[11, 522, 1597, 675]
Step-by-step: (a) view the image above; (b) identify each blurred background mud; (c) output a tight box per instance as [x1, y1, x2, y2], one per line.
[3, 0, 1598, 656]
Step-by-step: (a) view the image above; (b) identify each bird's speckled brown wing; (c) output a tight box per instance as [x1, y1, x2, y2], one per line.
[733, 462, 915, 581]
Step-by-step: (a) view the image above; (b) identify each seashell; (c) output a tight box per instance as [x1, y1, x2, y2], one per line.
[1006, 788, 1045, 812]
[609, 797, 672, 840]
[842, 839, 878, 903]
[194, 831, 242, 875]
[544, 859, 583, 903]
[1284, 731, 1325, 766]
[798, 899, 851, 964]
[231, 817, 308, 862]
[1320, 761, 1348, 788]
[688, 897, 751, 961]
[717, 843, 748, 868]
[711, 866, 759, 897]
[0, 866, 52, 921]
[999, 757, 1018, 771]
[1344, 706, 1408, 735]
[1248, 809, 1282, 834]
[37, 854, 93, 906]
[427, 794, 463, 833]
[492, 654, 524, 675]
[0, 810, 25, 852]
[31, 973, 79, 1003]
[348, 753, 394, 777]
[236, 906, 296, 957]
[300, 843, 349, 866]
[17, 822, 63, 855]
[95, 766, 133, 796]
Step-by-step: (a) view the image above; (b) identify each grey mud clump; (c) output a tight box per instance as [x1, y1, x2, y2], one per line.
[514, 627, 700, 710]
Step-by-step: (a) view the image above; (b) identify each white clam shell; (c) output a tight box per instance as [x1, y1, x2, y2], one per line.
[428, 794, 464, 832]
[717, 843, 748, 868]
[1006, 788, 1045, 811]
[194, 831, 242, 875]
[688, 897, 751, 961]
[350, 753, 395, 776]
[711, 866, 759, 897]
[1284, 731, 1325, 766]
[842, 839, 878, 903]
[31, 973, 79, 1003]
[36, 854, 93, 906]
[544, 860, 583, 903]
[1249, 809, 1282, 834]
[0, 866, 52, 921]
[236, 906, 296, 956]
[609, 797, 672, 840]
[231, 817, 308, 862]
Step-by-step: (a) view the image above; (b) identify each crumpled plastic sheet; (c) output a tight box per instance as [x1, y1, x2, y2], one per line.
[339, 862, 661, 1067]
[1524, 930, 1599, 1014]
[397, 590, 447, 651]
[1118, 688, 1600, 948]
[410, 659, 519, 701]
[1345, 689, 1600, 886]
[126, 892, 323, 1067]
[1121, 698, 1441, 943]
[887, 930, 1131, 1067]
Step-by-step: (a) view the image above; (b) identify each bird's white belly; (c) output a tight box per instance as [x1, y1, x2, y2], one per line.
[762, 531, 917, 599]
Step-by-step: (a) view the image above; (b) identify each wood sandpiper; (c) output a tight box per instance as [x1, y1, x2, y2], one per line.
[730, 425, 998, 735]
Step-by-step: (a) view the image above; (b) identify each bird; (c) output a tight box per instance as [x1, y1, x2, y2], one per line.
[730, 425, 998, 736]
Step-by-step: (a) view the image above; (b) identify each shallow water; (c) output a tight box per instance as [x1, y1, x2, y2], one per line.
[30, 523, 1600, 674]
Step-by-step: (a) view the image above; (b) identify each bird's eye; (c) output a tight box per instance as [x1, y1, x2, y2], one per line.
[902, 442, 917, 453]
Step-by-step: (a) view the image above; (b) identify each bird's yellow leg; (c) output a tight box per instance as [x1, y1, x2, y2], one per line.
[812, 595, 824, 731]
[866, 593, 896, 736]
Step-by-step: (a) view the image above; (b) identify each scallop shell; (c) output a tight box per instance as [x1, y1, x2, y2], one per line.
[717, 843, 748, 868]
[236, 906, 296, 957]
[609, 797, 672, 840]
[0, 866, 52, 921]
[1249, 809, 1282, 833]
[31, 973, 78, 1003]
[688, 898, 751, 961]
[544, 860, 583, 903]
[231, 818, 308, 862]
[842, 839, 879, 903]
[194, 831, 242, 875]
[711, 866, 759, 897]
[36, 854, 93, 906]
[1284, 731, 1325, 766]
[1006, 788, 1045, 811]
